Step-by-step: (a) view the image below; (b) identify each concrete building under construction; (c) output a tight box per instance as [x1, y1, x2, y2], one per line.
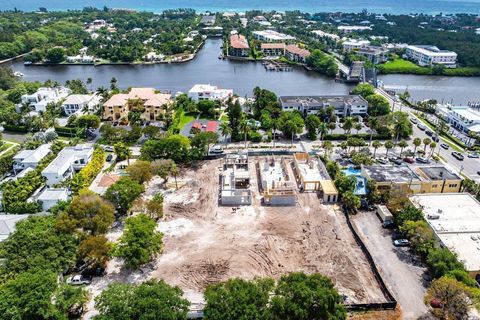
[292, 153, 338, 203]
[220, 152, 252, 205]
[258, 156, 296, 206]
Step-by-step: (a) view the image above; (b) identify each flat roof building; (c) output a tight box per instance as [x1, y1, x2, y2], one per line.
[258, 156, 296, 206]
[342, 39, 371, 52]
[220, 153, 252, 205]
[337, 25, 372, 33]
[188, 84, 233, 102]
[279, 95, 368, 117]
[405, 45, 457, 68]
[252, 30, 295, 43]
[410, 193, 480, 277]
[356, 46, 389, 64]
[437, 105, 480, 134]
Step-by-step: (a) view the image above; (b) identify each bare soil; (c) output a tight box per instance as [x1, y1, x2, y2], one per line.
[149, 158, 386, 305]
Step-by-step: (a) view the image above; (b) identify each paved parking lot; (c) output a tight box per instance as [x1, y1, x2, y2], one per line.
[351, 211, 429, 320]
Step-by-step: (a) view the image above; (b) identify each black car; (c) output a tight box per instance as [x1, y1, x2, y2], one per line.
[382, 220, 396, 229]
[432, 136, 439, 142]
[425, 130, 433, 136]
[106, 154, 113, 162]
[81, 267, 106, 277]
[451, 152, 465, 161]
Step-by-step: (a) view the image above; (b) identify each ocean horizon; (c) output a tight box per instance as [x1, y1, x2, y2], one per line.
[2, 0, 480, 15]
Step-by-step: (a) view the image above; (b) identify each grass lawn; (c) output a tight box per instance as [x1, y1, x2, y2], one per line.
[177, 111, 197, 129]
[379, 59, 480, 76]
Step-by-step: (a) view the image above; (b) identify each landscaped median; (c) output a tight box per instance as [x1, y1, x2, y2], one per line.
[377, 59, 480, 76]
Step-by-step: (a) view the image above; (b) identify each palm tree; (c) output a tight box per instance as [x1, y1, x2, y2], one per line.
[318, 122, 328, 142]
[423, 138, 431, 153]
[327, 122, 336, 135]
[372, 140, 382, 158]
[323, 141, 333, 158]
[114, 142, 132, 165]
[219, 121, 232, 143]
[384, 140, 394, 157]
[354, 123, 362, 134]
[86, 77, 93, 92]
[110, 77, 118, 91]
[239, 119, 251, 149]
[342, 116, 356, 135]
[429, 142, 437, 158]
[413, 137, 421, 155]
[340, 141, 348, 156]
[398, 140, 408, 157]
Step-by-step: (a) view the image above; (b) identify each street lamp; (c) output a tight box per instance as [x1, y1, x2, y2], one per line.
[459, 165, 464, 177]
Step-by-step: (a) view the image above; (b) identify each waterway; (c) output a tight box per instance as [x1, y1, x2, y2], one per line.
[7, 38, 480, 104]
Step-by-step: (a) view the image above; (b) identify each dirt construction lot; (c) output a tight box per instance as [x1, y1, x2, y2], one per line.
[149, 158, 386, 305]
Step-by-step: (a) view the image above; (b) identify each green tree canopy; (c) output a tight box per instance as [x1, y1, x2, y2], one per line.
[104, 178, 144, 215]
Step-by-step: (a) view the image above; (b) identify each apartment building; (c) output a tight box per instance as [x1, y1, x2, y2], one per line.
[260, 43, 286, 57]
[252, 30, 295, 43]
[102, 87, 172, 122]
[342, 39, 371, 52]
[285, 44, 310, 62]
[337, 25, 372, 33]
[437, 105, 480, 134]
[356, 46, 389, 64]
[279, 95, 368, 117]
[405, 45, 457, 68]
[229, 34, 250, 57]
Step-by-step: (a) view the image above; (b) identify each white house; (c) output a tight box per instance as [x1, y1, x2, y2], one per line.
[37, 188, 69, 211]
[17, 87, 71, 113]
[252, 30, 295, 43]
[342, 39, 371, 51]
[61, 94, 100, 116]
[12, 144, 51, 173]
[337, 26, 372, 33]
[188, 84, 233, 102]
[405, 45, 457, 68]
[279, 95, 369, 117]
[0, 214, 32, 241]
[41, 144, 94, 186]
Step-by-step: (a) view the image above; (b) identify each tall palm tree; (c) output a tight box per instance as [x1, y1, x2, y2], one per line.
[413, 137, 421, 155]
[219, 121, 232, 143]
[384, 140, 394, 157]
[323, 141, 333, 158]
[327, 122, 336, 135]
[398, 140, 408, 157]
[423, 138, 431, 153]
[372, 140, 382, 158]
[429, 142, 437, 158]
[354, 123, 362, 134]
[342, 116, 356, 135]
[318, 122, 328, 142]
[239, 119, 251, 149]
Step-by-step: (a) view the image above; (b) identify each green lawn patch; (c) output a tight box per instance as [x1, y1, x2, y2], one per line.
[177, 111, 197, 129]
[0, 142, 13, 153]
[378, 59, 480, 76]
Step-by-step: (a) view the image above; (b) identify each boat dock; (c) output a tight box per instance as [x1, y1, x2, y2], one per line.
[263, 60, 293, 72]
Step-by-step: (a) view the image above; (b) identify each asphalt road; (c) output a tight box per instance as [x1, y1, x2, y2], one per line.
[351, 211, 429, 319]
[376, 89, 480, 182]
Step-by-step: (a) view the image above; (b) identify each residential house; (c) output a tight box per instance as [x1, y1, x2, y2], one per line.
[41, 144, 94, 186]
[102, 88, 172, 122]
[405, 45, 457, 68]
[61, 94, 100, 116]
[37, 188, 69, 211]
[229, 34, 250, 57]
[200, 15, 216, 26]
[337, 25, 372, 33]
[285, 44, 310, 63]
[279, 95, 368, 116]
[13, 144, 51, 174]
[0, 214, 32, 241]
[17, 87, 71, 113]
[188, 84, 233, 102]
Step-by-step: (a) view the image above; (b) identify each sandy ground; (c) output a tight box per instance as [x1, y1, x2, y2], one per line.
[150, 158, 385, 306]
[83, 158, 387, 319]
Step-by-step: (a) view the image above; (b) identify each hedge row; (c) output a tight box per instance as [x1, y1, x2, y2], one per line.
[323, 133, 392, 141]
[54, 126, 85, 137]
[3, 125, 29, 132]
[70, 148, 105, 193]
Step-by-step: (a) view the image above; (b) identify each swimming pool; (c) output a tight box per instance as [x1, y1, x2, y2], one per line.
[342, 167, 367, 196]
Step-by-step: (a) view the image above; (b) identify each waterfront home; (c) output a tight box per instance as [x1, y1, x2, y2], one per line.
[405, 45, 457, 68]
[41, 144, 94, 186]
[285, 44, 310, 63]
[188, 84, 233, 102]
[13, 144, 51, 174]
[260, 43, 286, 57]
[342, 39, 371, 52]
[229, 34, 250, 57]
[200, 15, 216, 26]
[252, 30, 295, 43]
[102, 88, 172, 122]
[144, 51, 165, 62]
[356, 46, 389, 64]
[61, 94, 100, 116]
[66, 55, 94, 63]
[279, 95, 368, 117]
[16, 87, 71, 113]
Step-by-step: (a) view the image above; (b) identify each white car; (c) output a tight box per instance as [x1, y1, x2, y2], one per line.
[376, 158, 389, 164]
[209, 145, 224, 154]
[66, 275, 92, 285]
[468, 153, 479, 159]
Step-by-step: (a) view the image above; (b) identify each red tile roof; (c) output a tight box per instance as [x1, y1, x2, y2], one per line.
[192, 122, 202, 129]
[286, 44, 311, 58]
[205, 121, 217, 132]
[230, 34, 250, 49]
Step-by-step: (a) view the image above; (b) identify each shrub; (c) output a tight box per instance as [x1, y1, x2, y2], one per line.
[70, 148, 105, 193]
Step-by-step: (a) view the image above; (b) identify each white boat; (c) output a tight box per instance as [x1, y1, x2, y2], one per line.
[13, 71, 24, 77]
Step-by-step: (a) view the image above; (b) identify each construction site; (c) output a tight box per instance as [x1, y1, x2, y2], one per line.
[149, 155, 387, 307]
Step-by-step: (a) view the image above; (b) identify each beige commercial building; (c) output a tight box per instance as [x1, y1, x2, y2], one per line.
[103, 87, 172, 122]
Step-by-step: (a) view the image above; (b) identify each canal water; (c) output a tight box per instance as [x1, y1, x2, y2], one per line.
[8, 38, 480, 104]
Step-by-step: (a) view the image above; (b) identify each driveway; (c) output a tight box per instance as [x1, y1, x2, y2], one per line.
[351, 211, 429, 319]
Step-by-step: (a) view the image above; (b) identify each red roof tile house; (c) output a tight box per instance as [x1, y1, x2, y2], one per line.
[285, 44, 311, 63]
[229, 34, 250, 57]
